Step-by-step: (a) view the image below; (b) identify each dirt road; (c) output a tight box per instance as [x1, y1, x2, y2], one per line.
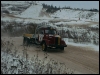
[1, 37, 99, 74]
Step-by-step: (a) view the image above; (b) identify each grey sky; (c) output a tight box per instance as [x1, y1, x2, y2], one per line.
[39, 1, 99, 10]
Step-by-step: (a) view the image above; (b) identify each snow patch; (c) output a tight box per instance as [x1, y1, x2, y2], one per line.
[63, 38, 99, 51]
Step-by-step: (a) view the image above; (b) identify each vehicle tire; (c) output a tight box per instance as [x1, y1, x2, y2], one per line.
[23, 38, 29, 46]
[23, 37, 25, 45]
[42, 42, 47, 51]
[60, 47, 64, 51]
[35, 38, 40, 45]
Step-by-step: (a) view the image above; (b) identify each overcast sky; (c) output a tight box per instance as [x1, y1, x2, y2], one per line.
[39, 1, 99, 10]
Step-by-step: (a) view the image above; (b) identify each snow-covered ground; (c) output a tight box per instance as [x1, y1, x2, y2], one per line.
[1, 1, 99, 24]
[54, 20, 90, 26]
[17, 4, 43, 18]
[51, 9, 99, 22]
[13, 3, 51, 19]
[1, 1, 26, 5]
[1, 44, 70, 74]
[63, 38, 99, 51]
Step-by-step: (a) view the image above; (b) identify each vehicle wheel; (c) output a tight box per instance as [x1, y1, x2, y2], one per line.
[60, 47, 64, 51]
[42, 42, 47, 51]
[35, 38, 40, 45]
[23, 39, 28, 46]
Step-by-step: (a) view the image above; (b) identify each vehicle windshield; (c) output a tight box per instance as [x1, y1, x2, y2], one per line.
[45, 29, 56, 35]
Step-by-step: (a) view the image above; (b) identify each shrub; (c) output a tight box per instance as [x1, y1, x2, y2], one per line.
[1, 39, 74, 74]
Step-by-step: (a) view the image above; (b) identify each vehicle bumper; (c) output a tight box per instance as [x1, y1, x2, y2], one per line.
[48, 44, 67, 48]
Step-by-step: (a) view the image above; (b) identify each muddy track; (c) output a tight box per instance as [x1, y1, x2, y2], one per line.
[1, 37, 99, 74]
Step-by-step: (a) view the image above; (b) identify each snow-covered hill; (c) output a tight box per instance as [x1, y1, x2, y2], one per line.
[51, 9, 99, 22]
[1, 1, 26, 5]
[18, 4, 43, 18]
[1, 1, 99, 40]
[1, 1, 99, 22]
[17, 4, 50, 19]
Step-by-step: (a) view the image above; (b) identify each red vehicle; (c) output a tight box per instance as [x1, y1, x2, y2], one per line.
[23, 25, 67, 51]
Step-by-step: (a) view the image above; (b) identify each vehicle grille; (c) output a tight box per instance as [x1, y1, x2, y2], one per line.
[55, 37, 60, 45]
